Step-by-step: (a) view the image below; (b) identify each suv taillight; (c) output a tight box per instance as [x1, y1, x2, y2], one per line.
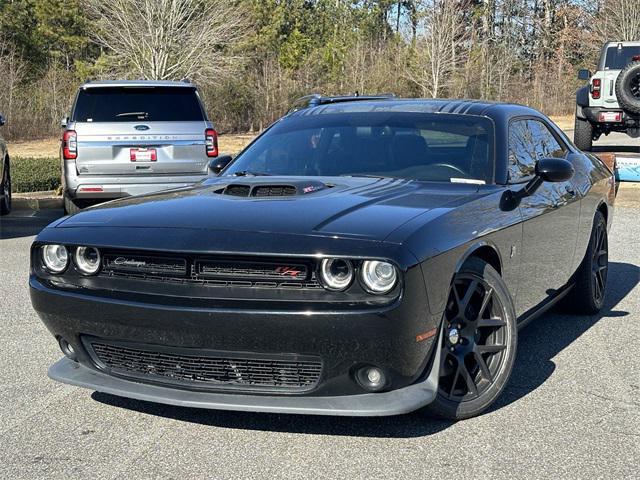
[62, 130, 77, 160]
[205, 128, 218, 157]
[591, 78, 601, 99]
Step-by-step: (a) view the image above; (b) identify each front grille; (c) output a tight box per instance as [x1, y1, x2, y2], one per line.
[100, 252, 321, 289]
[89, 341, 323, 392]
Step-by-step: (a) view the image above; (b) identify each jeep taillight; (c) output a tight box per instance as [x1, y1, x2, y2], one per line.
[591, 78, 601, 99]
[62, 130, 77, 160]
[205, 128, 218, 157]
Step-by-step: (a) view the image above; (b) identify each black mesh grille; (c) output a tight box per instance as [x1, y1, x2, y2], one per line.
[89, 342, 323, 391]
[99, 252, 321, 289]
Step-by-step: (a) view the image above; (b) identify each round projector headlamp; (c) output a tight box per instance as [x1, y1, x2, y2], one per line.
[42, 244, 69, 273]
[360, 260, 398, 294]
[74, 246, 101, 275]
[319, 258, 354, 291]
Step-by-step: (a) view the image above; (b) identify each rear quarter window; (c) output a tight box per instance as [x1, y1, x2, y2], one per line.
[72, 87, 205, 122]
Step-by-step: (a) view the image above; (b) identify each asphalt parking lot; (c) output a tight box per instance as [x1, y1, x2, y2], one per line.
[1, 193, 639, 479]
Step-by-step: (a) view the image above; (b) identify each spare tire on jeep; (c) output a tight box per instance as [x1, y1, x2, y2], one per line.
[615, 60, 640, 114]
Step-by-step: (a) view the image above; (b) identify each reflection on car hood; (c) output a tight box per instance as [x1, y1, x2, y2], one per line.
[59, 176, 481, 242]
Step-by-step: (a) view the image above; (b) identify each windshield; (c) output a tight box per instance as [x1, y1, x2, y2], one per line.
[224, 112, 494, 183]
[72, 86, 205, 122]
[604, 46, 640, 70]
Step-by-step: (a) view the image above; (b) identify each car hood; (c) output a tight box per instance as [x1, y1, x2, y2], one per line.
[58, 176, 481, 242]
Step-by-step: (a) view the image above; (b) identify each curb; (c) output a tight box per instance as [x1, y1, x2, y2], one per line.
[12, 191, 63, 211]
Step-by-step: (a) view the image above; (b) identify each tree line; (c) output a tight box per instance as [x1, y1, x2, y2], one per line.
[0, 0, 638, 140]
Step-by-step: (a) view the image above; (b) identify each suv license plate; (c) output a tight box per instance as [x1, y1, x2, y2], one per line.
[130, 148, 157, 162]
[598, 112, 622, 123]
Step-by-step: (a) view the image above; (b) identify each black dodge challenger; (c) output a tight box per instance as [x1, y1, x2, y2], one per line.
[30, 97, 615, 420]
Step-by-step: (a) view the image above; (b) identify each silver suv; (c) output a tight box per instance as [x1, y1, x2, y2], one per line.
[61, 80, 218, 214]
[575, 41, 640, 150]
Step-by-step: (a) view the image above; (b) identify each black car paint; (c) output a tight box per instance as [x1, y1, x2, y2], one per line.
[30, 99, 615, 415]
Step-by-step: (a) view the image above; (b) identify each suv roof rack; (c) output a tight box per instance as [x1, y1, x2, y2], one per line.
[288, 93, 396, 113]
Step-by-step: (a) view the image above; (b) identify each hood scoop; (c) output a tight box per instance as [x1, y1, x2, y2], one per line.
[217, 180, 330, 198]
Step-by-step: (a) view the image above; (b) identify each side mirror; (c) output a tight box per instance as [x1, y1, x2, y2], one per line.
[60, 117, 69, 129]
[535, 158, 574, 183]
[577, 69, 591, 81]
[208, 154, 232, 175]
[518, 158, 574, 198]
[0, 114, 6, 127]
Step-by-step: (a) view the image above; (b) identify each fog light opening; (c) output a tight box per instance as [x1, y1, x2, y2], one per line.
[356, 366, 386, 392]
[58, 338, 78, 362]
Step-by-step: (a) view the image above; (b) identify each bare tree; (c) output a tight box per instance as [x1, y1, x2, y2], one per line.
[597, 0, 640, 41]
[86, 0, 247, 81]
[404, 0, 465, 98]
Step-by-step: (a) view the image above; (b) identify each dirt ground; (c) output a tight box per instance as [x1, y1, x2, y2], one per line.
[9, 134, 256, 159]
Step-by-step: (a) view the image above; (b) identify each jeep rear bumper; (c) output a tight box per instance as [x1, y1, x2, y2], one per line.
[580, 106, 640, 129]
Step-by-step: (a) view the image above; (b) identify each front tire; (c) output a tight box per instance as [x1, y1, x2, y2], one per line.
[425, 258, 517, 420]
[564, 211, 608, 314]
[0, 159, 11, 215]
[574, 115, 593, 151]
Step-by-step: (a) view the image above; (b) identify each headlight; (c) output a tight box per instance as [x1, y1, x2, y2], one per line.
[319, 258, 354, 291]
[360, 260, 397, 294]
[74, 246, 101, 275]
[42, 244, 69, 273]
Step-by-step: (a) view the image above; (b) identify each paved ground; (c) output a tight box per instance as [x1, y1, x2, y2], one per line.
[1, 192, 639, 479]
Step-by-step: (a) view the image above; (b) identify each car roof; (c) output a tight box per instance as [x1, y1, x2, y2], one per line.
[286, 98, 544, 122]
[80, 80, 195, 89]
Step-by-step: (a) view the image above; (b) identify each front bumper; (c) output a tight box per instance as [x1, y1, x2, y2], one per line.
[49, 331, 441, 416]
[31, 264, 442, 414]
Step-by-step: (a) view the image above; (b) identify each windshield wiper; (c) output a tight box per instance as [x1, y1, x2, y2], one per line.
[232, 170, 272, 177]
[115, 111, 149, 118]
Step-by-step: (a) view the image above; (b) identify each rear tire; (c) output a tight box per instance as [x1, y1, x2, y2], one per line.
[0, 159, 11, 215]
[615, 60, 640, 114]
[574, 115, 593, 151]
[564, 211, 608, 315]
[425, 258, 517, 420]
[63, 193, 81, 215]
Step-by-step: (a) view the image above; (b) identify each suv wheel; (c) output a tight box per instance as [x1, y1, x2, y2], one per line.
[63, 193, 81, 215]
[0, 159, 11, 215]
[574, 115, 593, 151]
[616, 60, 640, 114]
[425, 258, 517, 420]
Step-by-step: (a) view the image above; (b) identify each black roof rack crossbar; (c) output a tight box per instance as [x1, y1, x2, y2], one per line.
[288, 93, 396, 113]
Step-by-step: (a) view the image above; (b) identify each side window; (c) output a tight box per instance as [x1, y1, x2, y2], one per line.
[526, 120, 566, 160]
[508, 119, 567, 182]
[508, 120, 536, 181]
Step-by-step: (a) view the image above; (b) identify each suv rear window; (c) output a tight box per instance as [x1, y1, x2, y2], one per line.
[604, 46, 640, 70]
[72, 87, 205, 122]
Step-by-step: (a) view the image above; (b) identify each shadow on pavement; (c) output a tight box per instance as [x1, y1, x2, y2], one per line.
[0, 209, 63, 240]
[93, 261, 638, 437]
[591, 145, 640, 154]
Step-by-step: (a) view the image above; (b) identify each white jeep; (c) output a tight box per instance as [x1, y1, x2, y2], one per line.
[575, 41, 640, 150]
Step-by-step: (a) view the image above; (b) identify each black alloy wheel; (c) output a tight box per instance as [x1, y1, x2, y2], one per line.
[425, 258, 517, 420]
[563, 211, 608, 315]
[630, 70, 640, 99]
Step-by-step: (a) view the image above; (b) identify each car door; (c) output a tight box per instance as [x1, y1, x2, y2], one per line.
[509, 118, 581, 315]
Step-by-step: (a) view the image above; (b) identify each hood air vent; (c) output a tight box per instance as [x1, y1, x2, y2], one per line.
[218, 180, 329, 198]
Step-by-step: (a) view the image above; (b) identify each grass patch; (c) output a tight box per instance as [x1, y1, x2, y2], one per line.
[11, 156, 60, 193]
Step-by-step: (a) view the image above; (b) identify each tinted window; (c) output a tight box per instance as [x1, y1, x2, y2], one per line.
[604, 46, 640, 70]
[224, 112, 495, 183]
[509, 119, 566, 182]
[72, 87, 205, 122]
